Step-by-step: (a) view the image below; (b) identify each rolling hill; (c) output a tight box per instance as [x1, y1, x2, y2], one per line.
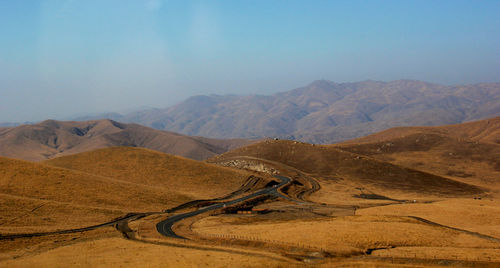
[336, 117, 500, 189]
[209, 139, 484, 198]
[83, 79, 500, 143]
[1, 119, 498, 267]
[44, 146, 257, 200]
[0, 147, 256, 233]
[0, 119, 253, 161]
[340, 116, 500, 145]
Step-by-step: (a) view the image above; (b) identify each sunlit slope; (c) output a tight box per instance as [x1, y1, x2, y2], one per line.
[336, 117, 500, 190]
[0, 237, 292, 268]
[1, 148, 253, 232]
[193, 214, 499, 260]
[0, 156, 179, 232]
[211, 140, 483, 197]
[44, 147, 253, 200]
[0, 156, 181, 211]
[340, 116, 500, 145]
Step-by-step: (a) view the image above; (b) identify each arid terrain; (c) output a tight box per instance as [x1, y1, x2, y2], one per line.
[78, 80, 500, 143]
[0, 117, 499, 267]
[0, 119, 253, 161]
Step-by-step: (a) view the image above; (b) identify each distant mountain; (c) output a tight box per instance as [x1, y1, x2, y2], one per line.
[71, 112, 125, 122]
[0, 122, 22, 128]
[0, 119, 253, 161]
[93, 80, 499, 144]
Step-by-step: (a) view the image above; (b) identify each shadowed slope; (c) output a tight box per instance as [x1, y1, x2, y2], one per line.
[0, 119, 253, 161]
[210, 140, 484, 197]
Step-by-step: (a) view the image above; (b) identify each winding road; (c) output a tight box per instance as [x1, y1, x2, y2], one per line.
[156, 175, 291, 239]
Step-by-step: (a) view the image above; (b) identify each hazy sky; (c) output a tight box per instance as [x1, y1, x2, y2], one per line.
[1, 0, 499, 122]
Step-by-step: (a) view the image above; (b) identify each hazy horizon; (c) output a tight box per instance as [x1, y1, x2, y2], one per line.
[1, 0, 499, 122]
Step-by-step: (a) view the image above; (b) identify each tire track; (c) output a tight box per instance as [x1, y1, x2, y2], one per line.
[409, 216, 500, 243]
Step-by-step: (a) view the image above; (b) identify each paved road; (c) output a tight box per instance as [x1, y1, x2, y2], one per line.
[156, 175, 291, 239]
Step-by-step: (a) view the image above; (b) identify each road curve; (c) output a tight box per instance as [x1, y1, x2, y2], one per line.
[156, 175, 291, 239]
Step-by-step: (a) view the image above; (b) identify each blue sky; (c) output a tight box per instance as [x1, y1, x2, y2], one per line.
[1, 0, 499, 122]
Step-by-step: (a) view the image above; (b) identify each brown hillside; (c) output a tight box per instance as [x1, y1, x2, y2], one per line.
[210, 140, 483, 197]
[0, 156, 171, 233]
[0, 119, 253, 161]
[440, 116, 500, 144]
[340, 116, 500, 145]
[336, 118, 500, 190]
[0, 147, 254, 233]
[44, 147, 254, 199]
[337, 133, 500, 168]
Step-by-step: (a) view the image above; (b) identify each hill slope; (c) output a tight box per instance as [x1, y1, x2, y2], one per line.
[340, 116, 500, 145]
[209, 139, 484, 198]
[97, 80, 500, 143]
[336, 117, 500, 189]
[0, 119, 252, 161]
[0, 147, 255, 233]
[44, 147, 255, 200]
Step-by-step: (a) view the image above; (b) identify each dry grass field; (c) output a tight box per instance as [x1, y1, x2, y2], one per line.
[0, 156, 172, 232]
[0, 239, 291, 268]
[192, 214, 500, 262]
[0, 193, 124, 233]
[337, 117, 500, 192]
[358, 198, 500, 238]
[0, 227, 294, 268]
[199, 118, 500, 266]
[45, 147, 255, 201]
[1, 118, 499, 267]
[0, 147, 256, 234]
[210, 139, 484, 200]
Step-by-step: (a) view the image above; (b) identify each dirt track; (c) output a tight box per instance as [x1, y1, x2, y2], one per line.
[2, 159, 500, 266]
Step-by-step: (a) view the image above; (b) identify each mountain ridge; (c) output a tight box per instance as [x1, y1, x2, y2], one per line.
[70, 79, 499, 143]
[0, 119, 253, 161]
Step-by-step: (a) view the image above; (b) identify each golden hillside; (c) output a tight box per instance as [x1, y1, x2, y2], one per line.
[44, 147, 253, 199]
[340, 116, 500, 145]
[0, 147, 254, 233]
[336, 117, 500, 191]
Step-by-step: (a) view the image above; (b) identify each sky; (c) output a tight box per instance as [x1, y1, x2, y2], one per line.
[1, 0, 499, 122]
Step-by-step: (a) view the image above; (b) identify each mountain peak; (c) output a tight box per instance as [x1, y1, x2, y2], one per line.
[308, 79, 337, 88]
[119, 80, 499, 143]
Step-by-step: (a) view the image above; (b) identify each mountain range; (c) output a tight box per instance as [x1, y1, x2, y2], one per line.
[73, 79, 500, 144]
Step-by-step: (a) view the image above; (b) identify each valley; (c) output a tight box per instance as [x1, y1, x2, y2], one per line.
[3, 1, 499, 266]
[0, 117, 499, 267]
